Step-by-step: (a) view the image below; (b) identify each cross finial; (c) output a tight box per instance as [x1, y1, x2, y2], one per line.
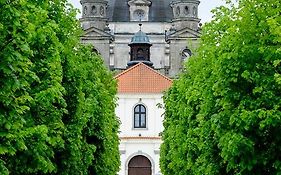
[139, 23, 142, 31]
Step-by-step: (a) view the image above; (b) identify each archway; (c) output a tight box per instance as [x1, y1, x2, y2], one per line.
[128, 155, 152, 175]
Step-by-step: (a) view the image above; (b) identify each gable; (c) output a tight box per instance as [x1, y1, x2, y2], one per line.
[81, 26, 114, 40]
[167, 27, 201, 39]
[115, 63, 172, 93]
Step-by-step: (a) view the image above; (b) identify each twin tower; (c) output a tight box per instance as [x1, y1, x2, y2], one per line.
[80, 0, 201, 77]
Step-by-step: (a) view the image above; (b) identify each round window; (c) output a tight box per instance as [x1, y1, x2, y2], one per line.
[181, 48, 192, 60]
[133, 9, 145, 21]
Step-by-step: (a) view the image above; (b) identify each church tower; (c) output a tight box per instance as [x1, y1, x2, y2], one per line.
[166, 0, 201, 76]
[80, 0, 108, 30]
[170, 0, 200, 31]
[80, 0, 201, 77]
[80, 0, 113, 69]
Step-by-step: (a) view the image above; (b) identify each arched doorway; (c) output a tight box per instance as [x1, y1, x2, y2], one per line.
[128, 155, 152, 175]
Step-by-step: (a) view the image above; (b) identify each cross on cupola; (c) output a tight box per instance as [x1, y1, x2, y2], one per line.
[127, 24, 153, 67]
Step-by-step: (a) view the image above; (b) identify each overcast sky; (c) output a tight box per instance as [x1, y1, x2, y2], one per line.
[68, 0, 227, 23]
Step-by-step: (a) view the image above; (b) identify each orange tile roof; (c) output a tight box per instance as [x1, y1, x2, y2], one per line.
[114, 63, 172, 93]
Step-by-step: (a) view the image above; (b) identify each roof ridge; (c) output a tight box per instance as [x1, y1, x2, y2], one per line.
[115, 62, 173, 93]
[114, 63, 141, 79]
[114, 62, 172, 82]
[139, 63, 173, 82]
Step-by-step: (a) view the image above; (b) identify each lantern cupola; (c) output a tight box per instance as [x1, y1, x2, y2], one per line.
[128, 24, 153, 67]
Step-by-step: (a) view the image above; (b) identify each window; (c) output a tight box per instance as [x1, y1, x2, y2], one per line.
[134, 104, 146, 128]
[100, 6, 105, 16]
[184, 6, 189, 15]
[176, 6, 180, 16]
[83, 6, 88, 16]
[137, 48, 144, 60]
[181, 48, 192, 61]
[193, 6, 197, 17]
[133, 9, 145, 21]
[92, 47, 99, 55]
[91, 6, 97, 15]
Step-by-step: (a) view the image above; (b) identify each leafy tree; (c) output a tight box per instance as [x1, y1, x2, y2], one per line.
[160, 0, 281, 174]
[0, 1, 67, 174]
[0, 0, 120, 174]
[57, 45, 120, 175]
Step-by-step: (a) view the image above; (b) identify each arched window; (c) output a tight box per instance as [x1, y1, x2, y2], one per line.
[100, 6, 105, 16]
[91, 5, 97, 15]
[134, 104, 146, 128]
[83, 6, 88, 16]
[137, 48, 144, 60]
[176, 6, 180, 16]
[193, 6, 197, 17]
[184, 6, 189, 15]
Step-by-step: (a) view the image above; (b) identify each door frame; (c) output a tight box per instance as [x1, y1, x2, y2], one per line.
[125, 151, 155, 175]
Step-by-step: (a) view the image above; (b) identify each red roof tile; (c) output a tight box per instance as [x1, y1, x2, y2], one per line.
[114, 63, 172, 93]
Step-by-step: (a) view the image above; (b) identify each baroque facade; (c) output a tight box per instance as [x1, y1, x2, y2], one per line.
[79, 1, 201, 174]
[80, 0, 201, 78]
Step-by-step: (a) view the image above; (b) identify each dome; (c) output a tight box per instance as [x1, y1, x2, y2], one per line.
[130, 30, 151, 45]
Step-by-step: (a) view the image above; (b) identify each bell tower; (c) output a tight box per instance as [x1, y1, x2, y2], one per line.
[170, 0, 200, 31]
[80, 0, 108, 30]
[128, 24, 153, 67]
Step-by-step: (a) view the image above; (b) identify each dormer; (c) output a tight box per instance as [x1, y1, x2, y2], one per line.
[128, 0, 152, 21]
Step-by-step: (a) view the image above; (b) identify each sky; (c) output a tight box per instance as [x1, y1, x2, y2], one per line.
[68, 0, 227, 23]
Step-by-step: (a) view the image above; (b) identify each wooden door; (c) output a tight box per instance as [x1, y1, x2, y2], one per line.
[128, 155, 152, 175]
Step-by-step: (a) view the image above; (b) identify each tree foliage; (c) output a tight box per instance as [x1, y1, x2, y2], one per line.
[160, 0, 281, 174]
[0, 0, 120, 174]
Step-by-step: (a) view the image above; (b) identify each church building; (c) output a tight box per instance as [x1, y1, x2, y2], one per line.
[80, 0, 201, 78]
[79, 0, 201, 174]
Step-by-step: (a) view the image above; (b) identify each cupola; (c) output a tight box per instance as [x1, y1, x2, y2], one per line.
[128, 24, 153, 67]
[170, 0, 200, 30]
[80, 0, 108, 30]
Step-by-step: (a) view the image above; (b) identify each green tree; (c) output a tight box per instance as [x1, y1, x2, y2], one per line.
[160, 0, 281, 174]
[0, 0, 120, 174]
[57, 45, 120, 175]
[0, 1, 67, 174]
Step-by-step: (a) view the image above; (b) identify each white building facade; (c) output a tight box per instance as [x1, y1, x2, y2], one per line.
[117, 94, 164, 175]
[115, 63, 172, 175]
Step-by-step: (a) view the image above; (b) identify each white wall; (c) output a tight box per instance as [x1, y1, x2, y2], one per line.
[116, 93, 165, 137]
[116, 93, 165, 175]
